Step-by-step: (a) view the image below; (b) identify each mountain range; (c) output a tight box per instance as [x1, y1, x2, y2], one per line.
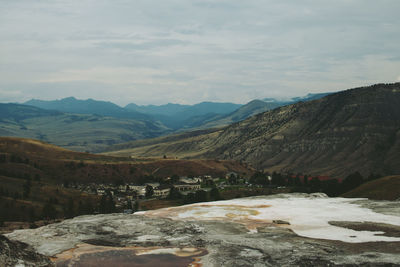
[23, 92, 331, 131]
[25, 97, 152, 121]
[0, 103, 168, 152]
[0, 92, 331, 152]
[25, 98, 243, 130]
[105, 83, 400, 179]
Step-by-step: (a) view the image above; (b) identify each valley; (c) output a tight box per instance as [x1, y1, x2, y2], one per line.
[0, 92, 330, 153]
[2, 0, 400, 265]
[1, 83, 400, 266]
[0, 104, 169, 152]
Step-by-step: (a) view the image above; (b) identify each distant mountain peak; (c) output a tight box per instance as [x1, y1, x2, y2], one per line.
[248, 99, 267, 104]
[23, 97, 151, 121]
[62, 96, 77, 101]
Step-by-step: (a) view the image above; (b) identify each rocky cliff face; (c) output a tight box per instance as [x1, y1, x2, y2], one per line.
[112, 83, 400, 178]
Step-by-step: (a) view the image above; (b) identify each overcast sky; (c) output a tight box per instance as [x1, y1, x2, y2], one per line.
[1, 0, 400, 105]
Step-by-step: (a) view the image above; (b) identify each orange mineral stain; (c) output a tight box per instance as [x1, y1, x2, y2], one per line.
[53, 244, 207, 267]
[140, 203, 279, 232]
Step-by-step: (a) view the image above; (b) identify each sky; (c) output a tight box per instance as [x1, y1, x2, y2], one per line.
[1, 0, 400, 106]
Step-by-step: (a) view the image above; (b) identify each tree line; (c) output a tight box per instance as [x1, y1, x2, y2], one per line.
[248, 171, 382, 196]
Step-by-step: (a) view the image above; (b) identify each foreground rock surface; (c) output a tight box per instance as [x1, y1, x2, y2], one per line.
[0, 235, 52, 267]
[5, 194, 400, 266]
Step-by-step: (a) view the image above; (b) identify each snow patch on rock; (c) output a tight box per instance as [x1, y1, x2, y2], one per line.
[141, 194, 400, 243]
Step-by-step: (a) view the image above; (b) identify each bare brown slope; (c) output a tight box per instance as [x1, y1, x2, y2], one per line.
[107, 83, 400, 178]
[0, 136, 105, 160]
[104, 129, 222, 159]
[342, 175, 400, 200]
[0, 137, 254, 184]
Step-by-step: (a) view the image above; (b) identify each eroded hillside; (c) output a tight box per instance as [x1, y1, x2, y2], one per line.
[107, 83, 400, 178]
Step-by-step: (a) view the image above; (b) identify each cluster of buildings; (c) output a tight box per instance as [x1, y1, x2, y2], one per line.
[70, 173, 242, 212]
[112, 177, 205, 198]
[76, 174, 233, 205]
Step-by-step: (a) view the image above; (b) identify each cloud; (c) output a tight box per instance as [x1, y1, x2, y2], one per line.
[35, 67, 171, 85]
[94, 39, 189, 52]
[0, 88, 22, 98]
[0, 0, 400, 105]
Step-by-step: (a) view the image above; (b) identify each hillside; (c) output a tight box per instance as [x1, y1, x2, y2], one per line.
[197, 100, 284, 129]
[0, 137, 253, 181]
[0, 103, 169, 152]
[104, 128, 222, 158]
[0, 103, 62, 121]
[342, 175, 400, 200]
[0, 137, 253, 222]
[162, 93, 332, 130]
[106, 83, 400, 178]
[171, 93, 332, 130]
[0, 137, 103, 223]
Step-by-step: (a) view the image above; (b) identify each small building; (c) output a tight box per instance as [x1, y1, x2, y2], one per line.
[129, 185, 146, 197]
[173, 182, 201, 192]
[180, 177, 202, 184]
[145, 182, 160, 188]
[118, 185, 127, 192]
[153, 185, 171, 198]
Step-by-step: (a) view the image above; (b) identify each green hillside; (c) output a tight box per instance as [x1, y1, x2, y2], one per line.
[0, 103, 169, 152]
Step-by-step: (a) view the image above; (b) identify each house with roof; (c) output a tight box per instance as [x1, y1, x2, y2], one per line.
[153, 185, 171, 198]
[173, 182, 201, 192]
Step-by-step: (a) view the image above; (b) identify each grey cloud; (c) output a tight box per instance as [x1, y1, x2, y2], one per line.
[94, 39, 189, 51]
[0, 0, 400, 105]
